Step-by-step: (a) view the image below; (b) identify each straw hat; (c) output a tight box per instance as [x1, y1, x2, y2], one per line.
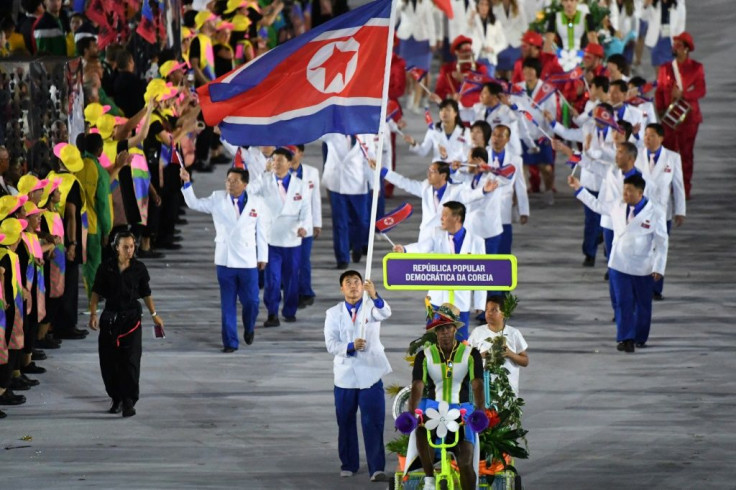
[425, 303, 465, 330]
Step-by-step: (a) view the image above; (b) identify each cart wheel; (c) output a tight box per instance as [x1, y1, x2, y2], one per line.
[391, 386, 412, 420]
[439, 479, 449, 490]
[387, 476, 395, 490]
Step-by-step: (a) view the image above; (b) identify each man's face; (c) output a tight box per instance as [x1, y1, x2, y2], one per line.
[225, 172, 247, 197]
[490, 127, 509, 152]
[672, 39, 687, 57]
[582, 53, 599, 70]
[479, 86, 494, 106]
[485, 301, 504, 329]
[561, 0, 578, 16]
[522, 67, 537, 85]
[292, 149, 303, 167]
[623, 183, 642, 205]
[272, 154, 291, 177]
[44, 0, 62, 16]
[427, 164, 444, 188]
[440, 206, 460, 231]
[644, 128, 663, 151]
[615, 144, 630, 170]
[434, 324, 457, 347]
[340, 275, 364, 302]
[609, 85, 625, 105]
[520, 41, 531, 59]
[606, 62, 620, 77]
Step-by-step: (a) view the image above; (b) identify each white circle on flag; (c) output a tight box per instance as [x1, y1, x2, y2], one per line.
[307, 38, 360, 94]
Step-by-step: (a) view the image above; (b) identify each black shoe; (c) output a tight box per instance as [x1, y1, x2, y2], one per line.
[653, 292, 664, 301]
[336, 262, 349, 270]
[22, 362, 46, 374]
[31, 349, 47, 361]
[175, 218, 188, 226]
[73, 327, 89, 336]
[137, 249, 165, 259]
[604, 271, 609, 281]
[351, 250, 362, 263]
[158, 242, 182, 250]
[582, 256, 595, 267]
[617, 342, 626, 352]
[36, 336, 61, 349]
[244, 330, 254, 345]
[0, 409, 6, 418]
[298, 296, 315, 309]
[0, 390, 25, 405]
[56, 330, 87, 340]
[122, 402, 136, 418]
[222, 347, 237, 353]
[624, 340, 635, 353]
[635, 342, 647, 348]
[612, 316, 616, 323]
[10, 377, 31, 391]
[108, 400, 122, 414]
[284, 316, 296, 323]
[210, 153, 231, 164]
[263, 315, 280, 328]
[19, 374, 39, 386]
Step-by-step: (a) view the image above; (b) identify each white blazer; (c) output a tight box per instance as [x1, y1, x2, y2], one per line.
[411, 123, 472, 164]
[384, 169, 484, 242]
[396, 0, 437, 44]
[468, 12, 507, 65]
[324, 298, 392, 389]
[491, 149, 528, 225]
[293, 163, 322, 237]
[405, 228, 486, 312]
[445, 0, 476, 46]
[320, 133, 371, 195]
[181, 187, 269, 268]
[465, 103, 523, 156]
[643, 0, 686, 48]
[259, 173, 311, 248]
[493, 2, 527, 48]
[609, 1, 640, 40]
[613, 103, 646, 141]
[635, 146, 686, 220]
[579, 166, 657, 230]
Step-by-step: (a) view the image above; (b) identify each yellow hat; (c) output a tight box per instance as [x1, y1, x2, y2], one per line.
[231, 13, 252, 32]
[96, 114, 116, 140]
[194, 10, 217, 30]
[0, 218, 27, 246]
[159, 60, 188, 78]
[144, 78, 168, 103]
[84, 102, 111, 124]
[0, 195, 29, 221]
[38, 177, 62, 208]
[23, 201, 42, 217]
[224, 0, 248, 13]
[182, 26, 195, 40]
[54, 143, 84, 173]
[17, 175, 50, 195]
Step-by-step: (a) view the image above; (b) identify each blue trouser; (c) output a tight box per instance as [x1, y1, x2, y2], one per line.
[582, 190, 602, 259]
[216, 266, 259, 349]
[653, 220, 672, 295]
[609, 269, 654, 343]
[499, 224, 513, 255]
[328, 191, 369, 265]
[298, 236, 315, 298]
[432, 303, 470, 341]
[603, 228, 616, 314]
[264, 245, 299, 317]
[334, 380, 386, 474]
[484, 233, 503, 255]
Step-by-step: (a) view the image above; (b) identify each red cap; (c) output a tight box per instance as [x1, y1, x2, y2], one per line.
[451, 35, 473, 54]
[673, 32, 694, 51]
[521, 31, 543, 48]
[584, 43, 605, 58]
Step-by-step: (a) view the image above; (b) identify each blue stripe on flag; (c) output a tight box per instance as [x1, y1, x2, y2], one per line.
[208, 0, 391, 102]
[219, 105, 380, 146]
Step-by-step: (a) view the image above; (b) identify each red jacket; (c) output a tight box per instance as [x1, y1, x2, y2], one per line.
[656, 58, 706, 125]
[511, 52, 563, 84]
[435, 62, 489, 107]
[388, 53, 406, 120]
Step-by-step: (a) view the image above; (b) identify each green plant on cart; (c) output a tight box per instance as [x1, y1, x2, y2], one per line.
[386, 433, 410, 457]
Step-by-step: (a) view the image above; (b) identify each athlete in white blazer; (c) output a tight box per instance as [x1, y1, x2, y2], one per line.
[290, 146, 322, 307]
[260, 149, 310, 327]
[642, 0, 686, 50]
[393, 201, 486, 340]
[324, 272, 391, 480]
[465, 82, 524, 156]
[571, 172, 667, 351]
[179, 166, 268, 351]
[406, 101, 473, 164]
[396, 0, 438, 46]
[468, 3, 507, 70]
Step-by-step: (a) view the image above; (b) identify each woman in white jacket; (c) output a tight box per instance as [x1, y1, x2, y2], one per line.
[492, 0, 527, 80]
[641, 0, 686, 67]
[468, 0, 507, 77]
[396, 0, 437, 111]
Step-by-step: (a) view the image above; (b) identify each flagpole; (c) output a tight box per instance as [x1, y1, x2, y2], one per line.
[360, 0, 398, 339]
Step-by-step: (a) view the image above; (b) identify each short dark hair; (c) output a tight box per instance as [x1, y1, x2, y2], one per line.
[483, 81, 504, 96]
[522, 57, 542, 78]
[76, 36, 96, 56]
[115, 49, 133, 69]
[272, 147, 293, 161]
[628, 76, 647, 88]
[432, 161, 451, 182]
[494, 124, 511, 139]
[646, 123, 664, 137]
[610, 79, 629, 93]
[619, 141, 638, 161]
[598, 102, 614, 114]
[85, 132, 103, 155]
[295, 144, 305, 152]
[471, 146, 488, 162]
[486, 294, 505, 308]
[623, 173, 646, 191]
[591, 75, 610, 93]
[339, 269, 362, 285]
[617, 119, 633, 140]
[226, 167, 249, 183]
[471, 120, 492, 146]
[443, 201, 466, 223]
[21, 0, 43, 13]
[607, 53, 628, 75]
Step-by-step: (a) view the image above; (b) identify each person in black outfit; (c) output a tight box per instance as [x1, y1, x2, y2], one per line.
[113, 50, 146, 118]
[88, 231, 164, 417]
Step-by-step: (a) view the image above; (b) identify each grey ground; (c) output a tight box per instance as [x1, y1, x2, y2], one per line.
[2, 1, 736, 488]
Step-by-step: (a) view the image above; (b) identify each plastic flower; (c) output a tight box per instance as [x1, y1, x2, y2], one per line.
[395, 411, 418, 435]
[467, 409, 490, 433]
[485, 409, 501, 428]
[424, 401, 461, 439]
[536, 11, 545, 21]
[558, 49, 583, 71]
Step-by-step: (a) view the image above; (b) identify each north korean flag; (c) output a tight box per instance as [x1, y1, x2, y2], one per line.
[198, 0, 393, 146]
[532, 81, 557, 106]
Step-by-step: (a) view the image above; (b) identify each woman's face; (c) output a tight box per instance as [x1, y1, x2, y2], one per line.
[439, 105, 457, 124]
[478, 0, 491, 16]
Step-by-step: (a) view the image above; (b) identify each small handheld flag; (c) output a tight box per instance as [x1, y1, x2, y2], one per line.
[545, 66, 584, 85]
[376, 202, 413, 233]
[593, 106, 624, 133]
[489, 164, 516, 180]
[407, 66, 428, 83]
[532, 81, 557, 105]
[424, 107, 434, 129]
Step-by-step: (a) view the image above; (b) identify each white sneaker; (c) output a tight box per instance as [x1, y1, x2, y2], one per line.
[340, 470, 353, 477]
[423, 476, 436, 489]
[371, 471, 389, 482]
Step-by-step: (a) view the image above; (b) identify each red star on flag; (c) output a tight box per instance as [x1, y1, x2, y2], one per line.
[314, 44, 357, 89]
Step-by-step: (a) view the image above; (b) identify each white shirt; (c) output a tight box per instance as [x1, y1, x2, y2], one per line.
[411, 123, 472, 164]
[468, 13, 507, 65]
[468, 323, 528, 395]
[324, 297, 392, 389]
[493, 2, 528, 49]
